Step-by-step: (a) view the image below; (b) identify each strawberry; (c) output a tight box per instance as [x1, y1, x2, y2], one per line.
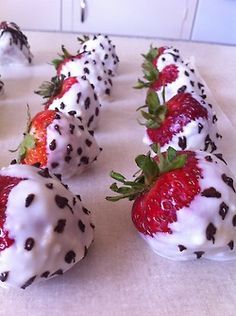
[78, 34, 119, 76]
[140, 91, 220, 153]
[135, 45, 206, 102]
[106, 145, 236, 260]
[0, 21, 33, 64]
[52, 46, 112, 98]
[13, 109, 101, 179]
[35, 75, 101, 130]
[0, 164, 94, 289]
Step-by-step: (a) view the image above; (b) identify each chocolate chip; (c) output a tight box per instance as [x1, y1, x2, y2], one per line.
[77, 147, 82, 155]
[65, 156, 72, 163]
[214, 153, 227, 165]
[184, 71, 189, 77]
[0, 272, 9, 282]
[212, 114, 218, 124]
[178, 136, 187, 150]
[204, 134, 217, 153]
[49, 139, 57, 151]
[190, 80, 195, 87]
[219, 202, 229, 220]
[81, 156, 89, 164]
[85, 139, 92, 147]
[38, 168, 51, 178]
[105, 88, 110, 95]
[97, 76, 102, 81]
[178, 245, 187, 252]
[25, 194, 35, 207]
[205, 155, 213, 162]
[222, 174, 236, 192]
[68, 110, 76, 116]
[84, 67, 90, 74]
[90, 223, 95, 229]
[95, 107, 99, 116]
[78, 125, 84, 130]
[55, 113, 61, 120]
[60, 102, 65, 110]
[65, 250, 76, 264]
[177, 85, 187, 93]
[198, 123, 203, 133]
[94, 93, 98, 101]
[45, 183, 53, 189]
[54, 174, 62, 181]
[41, 271, 50, 278]
[206, 223, 217, 244]
[78, 220, 85, 232]
[51, 162, 59, 169]
[228, 240, 234, 250]
[10, 159, 17, 165]
[32, 162, 41, 168]
[76, 194, 82, 201]
[54, 219, 66, 233]
[77, 92, 82, 104]
[194, 251, 204, 259]
[198, 82, 204, 89]
[24, 238, 35, 251]
[21, 276, 37, 289]
[232, 215, 236, 226]
[82, 206, 90, 214]
[54, 124, 61, 135]
[85, 97, 90, 109]
[201, 187, 221, 198]
[67, 144, 73, 155]
[55, 195, 68, 208]
[51, 269, 63, 277]
[69, 124, 75, 134]
[87, 115, 94, 128]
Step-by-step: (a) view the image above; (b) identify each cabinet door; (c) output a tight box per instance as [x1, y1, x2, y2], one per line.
[192, 0, 236, 45]
[62, 0, 197, 39]
[0, 0, 61, 31]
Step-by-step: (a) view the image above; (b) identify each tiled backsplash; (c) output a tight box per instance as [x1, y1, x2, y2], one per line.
[0, 0, 235, 45]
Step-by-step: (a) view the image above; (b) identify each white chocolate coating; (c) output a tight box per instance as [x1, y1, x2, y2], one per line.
[143, 151, 236, 260]
[48, 77, 101, 130]
[45, 112, 101, 179]
[0, 164, 94, 289]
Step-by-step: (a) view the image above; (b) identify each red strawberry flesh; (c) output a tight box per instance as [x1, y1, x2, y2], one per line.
[0, 176, 23, 251]
[131, 151, 202, 236]
[147, 93, 208, 145]
[151, 64, 179, 91]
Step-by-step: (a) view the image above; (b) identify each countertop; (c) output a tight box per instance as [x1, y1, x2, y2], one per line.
[0, 32, 236, 316]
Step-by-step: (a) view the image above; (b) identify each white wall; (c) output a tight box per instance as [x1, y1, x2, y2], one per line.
[0, 0, 235, 45]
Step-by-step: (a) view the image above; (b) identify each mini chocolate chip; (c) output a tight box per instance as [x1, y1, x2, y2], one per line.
[206, 223, 217, 244]
[214, 153, 227, 165]
[69, 124, 75, 134]
[201, 187, 221, 198]
[49, 139, 57, 151]
[81, 75, 86, 80]
[65, 250, 76, 264]
[212, 115, 218, 124]
[68, 72, 71, 77]
[25, 194, 35, 207]
[76, 194, 82, 201]
[41, 271, 50, 278]
[198, 82, 204, 89]
[198, 123, 203, 133]
[73, 197, 76, 205]
[190, 80, 195, 87]
[219, 202, 229, 220]
[32, 162, 41, 168]
[178, 245, 187, 252]
[51, 269, 63, 277]
[78, 220, 85, 232]
[45, 183, 53, 189]
[82, 206, 90, 214]
[84, 67, 90, 74]
[222, 174, 236, 192]
[81, 156, 89, 164]
[87, 115, 94, 128]
[21, 276, 37, 289]
[51, 162, 59, 169]
[228, 240, 234, 250]
[67, 144, 73, 155]
[184, 71, 189, 77]
[104, 53, 108, 60]
[38, 168, 51, 178]
[54, 124, 61, 135]
[24, 238, 35, 251]
[232, 215, 236, 226]
[0, 272, 9, 282]
[68, 110, 76, 116]
[85, 139, 92, 147]
[77, 92, 82, 103]
[105, 88, 110, 95]
[177, 85, 187, 93]
[205, 155, 213, 162]
[85, 97, 90, 109]
[10, 159, 17, 165]
[60, 102, 65, 110]
[194, 251, 204, 259]
[54, 219, 66, 233]
[55, 195, 73, 213]
[95, 107, 99, 116]
[54, 174, 62, 181]
[216, 133, 223, 139]
[178, 136, 187, 150]
[55, 113, 61, 120]
[77, 147, 82, 155]
[78, 125, 84, 130]
[90, 223, 95, 229]
[65, 156, 72, 163]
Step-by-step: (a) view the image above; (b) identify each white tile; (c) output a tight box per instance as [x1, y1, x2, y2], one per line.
[62, 0, 198, 39]
[0, 0, 61, 31]
[192, 0, 236, 45]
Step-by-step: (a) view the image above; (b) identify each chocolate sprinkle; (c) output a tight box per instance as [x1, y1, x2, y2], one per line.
[21, 275, 36, 289]
[178, 245, 187, 252]
[214, 153, 227, 165]
[41, 271, 50, 278]
[201, 187, 221, 198]
[206, 223, 217, 244]
[65, 250, 76, 264]
[232, 215, 236, 227]
[194, 251, 204, 259]
[54, 219, 66, 233]
[78, 220, 85, 232]
[24, 238, 35, 251]
[221, 174, 236, 192]
[228, 240, 234, 250]
[85, 97, 90, 109]
[178, 136, 187, 150]
[77, 92, 81, 103]
[0, 272, 9, 282]
[25, 194, 35, 207]
[219, 202, 229, 220]
[82, 206, 90, 215]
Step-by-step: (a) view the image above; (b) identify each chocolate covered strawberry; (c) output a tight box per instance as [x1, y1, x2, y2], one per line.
[14, 109, 101, 179]
[135, 45, 206, 102]
[140, 91, 220, 153]
[52, 46, 112, 98]
[0, 164, 94, 289]
[78, 34, 119, 76]
[0, 21, 33, 64]
[35, 75, 101, 130]
[107, 146, 236, 260]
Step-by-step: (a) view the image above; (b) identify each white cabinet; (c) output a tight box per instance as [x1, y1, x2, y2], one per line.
[192, 0, 236, 45]
[0, 0, 61, 31]
[62, 0, 198, 39]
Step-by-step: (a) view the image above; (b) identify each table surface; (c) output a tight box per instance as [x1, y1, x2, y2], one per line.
[0, 32, 236, 316]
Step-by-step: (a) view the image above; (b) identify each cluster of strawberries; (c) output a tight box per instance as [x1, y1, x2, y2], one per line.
[0, 21, 120, 289]
[107, 45, 236, 261]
